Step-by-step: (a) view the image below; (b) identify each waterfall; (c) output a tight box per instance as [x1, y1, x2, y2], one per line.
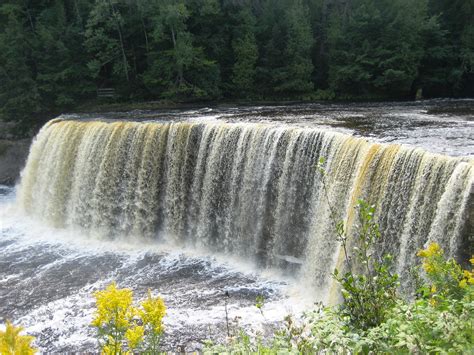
[17, 118, 473, 301]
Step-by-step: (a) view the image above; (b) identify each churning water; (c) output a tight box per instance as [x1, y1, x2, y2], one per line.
[1, 186, 301, 352]
[1, 100, 473, 352]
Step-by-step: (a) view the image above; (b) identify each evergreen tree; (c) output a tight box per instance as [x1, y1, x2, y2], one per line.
[257, 0, 313, 97]
[35, 0, 93, 109]
[0, 2, 41, 128]
[327, 0, 429, 98]
[85, 0, 131, 87]
[143, 0, 219, 99]
[308, 0, 331, 90]
[420, 0, 474, 96]
[274, 0, 313, 94]
[231, 5, 258, 96]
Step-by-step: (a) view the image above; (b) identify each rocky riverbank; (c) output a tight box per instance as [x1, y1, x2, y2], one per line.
[0, 139, 31, 185]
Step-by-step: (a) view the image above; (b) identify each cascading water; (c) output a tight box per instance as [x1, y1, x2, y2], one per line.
[17, 118, 474, 302]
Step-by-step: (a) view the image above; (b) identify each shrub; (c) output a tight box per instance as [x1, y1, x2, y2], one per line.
[359, 244, 474, 353]
[334, 200, 399, 330]
[0, 320, 36, 355]
[417, 242, 474, 305]
[91, 282, 166, 354]
[306, 243, 474, 353]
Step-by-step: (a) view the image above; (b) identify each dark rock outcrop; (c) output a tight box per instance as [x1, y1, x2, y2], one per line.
[0, 139, 31, 185]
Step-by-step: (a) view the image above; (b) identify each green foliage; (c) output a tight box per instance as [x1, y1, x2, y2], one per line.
[85, 0, 127, 80]
[363, 295, 473, 353]
[327, 0, 429, 97]
[422, 0, 474, 96]
[255, 295, 265, 315]
[417, 243, 474, 305]
[36, 1, 93, 108]
[0, 0, 472, 129]
[257, 0, 314, 97]
[0, 3, 41, 126]
[334, 200, 399, 330]
[204, 329, 275, 354]
[274, 0, 314, 94]
[231, 6, 258, 97]
[142, 0, 220, 100]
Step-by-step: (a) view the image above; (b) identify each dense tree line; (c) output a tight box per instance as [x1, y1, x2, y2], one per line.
[0, 0, 472, 128]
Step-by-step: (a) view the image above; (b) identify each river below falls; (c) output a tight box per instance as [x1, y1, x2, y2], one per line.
[0, 186, 311, 352]
[1, 99, 473, 352]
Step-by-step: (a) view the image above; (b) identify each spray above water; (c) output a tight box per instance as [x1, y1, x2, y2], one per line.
[17, 118, 473, 302]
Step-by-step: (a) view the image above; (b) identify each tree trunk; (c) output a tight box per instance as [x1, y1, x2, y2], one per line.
[108, 0, 130, 82]
[170, 27, 184, 86]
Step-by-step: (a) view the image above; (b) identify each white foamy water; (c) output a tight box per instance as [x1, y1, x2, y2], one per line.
[0, 186, 308, 352]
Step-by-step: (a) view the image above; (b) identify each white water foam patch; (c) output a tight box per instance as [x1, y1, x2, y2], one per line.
[9, 248, 302, 351]
[17, 282, 98, 352]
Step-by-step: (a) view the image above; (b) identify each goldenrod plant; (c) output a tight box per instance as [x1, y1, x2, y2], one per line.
[139, 290, 167, 353]
[357, 244, 474, 353]
[91, 282, 166, 354]
[417, 242, 474, 304]
[0, 320, 36, 355]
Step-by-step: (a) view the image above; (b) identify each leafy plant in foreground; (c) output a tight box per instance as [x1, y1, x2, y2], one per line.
[357, 244, 474, 353]
[91, 282, 166, 354]
[304, 242, 474, 353]
[333, 200, 399, 330]
[0, 320, 36, 355]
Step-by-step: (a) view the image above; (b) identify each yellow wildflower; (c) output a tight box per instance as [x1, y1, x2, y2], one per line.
[140, 290, 166, 335]
[430, 285, 436, 294]
[418, 242, 443, 259]
[417, 249, 428, 258]
[423, 262, 435, 274]
[470, 256, 474, 265]
[459, 279, 467, 288]
[427, 242, 442, 256]
[101, 340, 130, 355]
[461, 270, 474, 285]
[0, 320, 36, 355]
[125, 325, 144, 350]
[91, 282, 135, 330]
[429, 298, 437, 307]
[101, 344, 113, 355]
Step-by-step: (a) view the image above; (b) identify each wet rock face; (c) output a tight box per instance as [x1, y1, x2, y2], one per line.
[0, 139, 31, 185]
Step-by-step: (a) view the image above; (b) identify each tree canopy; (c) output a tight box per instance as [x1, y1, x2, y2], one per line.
[0, 0, 472, 128]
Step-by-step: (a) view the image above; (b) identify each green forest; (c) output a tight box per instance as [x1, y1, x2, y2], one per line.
[0, 0, 473, 128]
